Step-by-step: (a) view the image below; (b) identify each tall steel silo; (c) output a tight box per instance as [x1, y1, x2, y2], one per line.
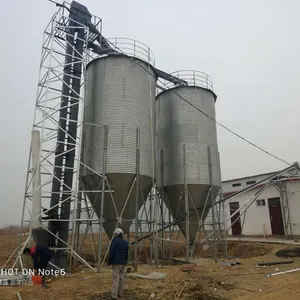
[82, 39, 156, 238]
[156, 71, 221, 243]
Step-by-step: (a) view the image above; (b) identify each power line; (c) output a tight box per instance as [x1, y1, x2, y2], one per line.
[156, 85, 291, 166]
[100, 41, 292, 166]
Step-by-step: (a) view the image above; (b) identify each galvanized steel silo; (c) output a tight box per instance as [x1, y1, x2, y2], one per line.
[82, 38, 156, 238]
[156, 71, 221, 243]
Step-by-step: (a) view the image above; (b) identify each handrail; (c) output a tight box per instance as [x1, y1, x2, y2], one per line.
[161, 70, 214, 91]
[90, 37, 155, 66]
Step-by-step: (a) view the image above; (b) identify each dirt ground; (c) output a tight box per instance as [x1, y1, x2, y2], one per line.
[1, 235, 300, 299]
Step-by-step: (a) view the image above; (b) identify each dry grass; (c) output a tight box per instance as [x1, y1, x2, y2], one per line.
[0, 225, 29, 236]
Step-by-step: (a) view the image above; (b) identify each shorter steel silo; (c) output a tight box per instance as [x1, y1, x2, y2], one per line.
[156, 71, 221, 243]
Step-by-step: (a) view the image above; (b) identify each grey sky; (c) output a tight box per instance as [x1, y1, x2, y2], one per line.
[0, 0, 299, 226]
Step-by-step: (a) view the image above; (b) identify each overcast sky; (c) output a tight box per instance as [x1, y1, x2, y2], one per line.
[0, 0, 299, 226]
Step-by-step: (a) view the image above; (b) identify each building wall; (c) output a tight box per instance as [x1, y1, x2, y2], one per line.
[204, 166, 300, 237]
[224, 185, 278, 236]
[222, 179, 300, 236]
[222, 172, 276, 195]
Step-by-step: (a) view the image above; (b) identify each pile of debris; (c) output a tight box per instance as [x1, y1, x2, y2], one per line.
[168, 275, 233, 300]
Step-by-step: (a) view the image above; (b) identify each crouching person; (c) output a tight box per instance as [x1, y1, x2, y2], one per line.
[108, 228, 129, 299]
[23, 245, 53, 287]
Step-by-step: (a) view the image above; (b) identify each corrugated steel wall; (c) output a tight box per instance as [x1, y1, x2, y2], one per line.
[156, 86, 221, 187]
[82, 55, 156, 178]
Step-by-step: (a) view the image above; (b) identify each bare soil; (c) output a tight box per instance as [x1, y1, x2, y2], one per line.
[1, 234, 300, 299]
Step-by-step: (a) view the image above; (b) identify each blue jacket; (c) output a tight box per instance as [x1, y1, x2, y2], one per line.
[108, 236, 129, 265]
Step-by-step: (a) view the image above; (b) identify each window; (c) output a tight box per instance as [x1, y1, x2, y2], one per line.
[256, 199, 266, 207]
[246, 180, 256, 185]
[232, 183, 241, 187]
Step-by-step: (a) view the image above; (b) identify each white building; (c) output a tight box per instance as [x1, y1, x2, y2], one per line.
[220, 167, 300, 237]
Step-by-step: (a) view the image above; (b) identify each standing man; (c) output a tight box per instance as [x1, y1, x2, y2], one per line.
[108, 228, 129, 299]
[23, 244, 53, 286]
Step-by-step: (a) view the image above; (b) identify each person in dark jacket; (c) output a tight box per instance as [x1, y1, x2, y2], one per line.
[108, 228, 129, 299]
[23, 245, 53, 276]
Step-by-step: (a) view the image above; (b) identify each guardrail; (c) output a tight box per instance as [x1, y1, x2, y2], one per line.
[162, 70, 214, 91]
[91, 37, 155, 66]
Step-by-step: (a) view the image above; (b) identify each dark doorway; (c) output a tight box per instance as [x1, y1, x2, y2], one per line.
[229, 202, 242, 236]
[268, 197, 285, 235]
